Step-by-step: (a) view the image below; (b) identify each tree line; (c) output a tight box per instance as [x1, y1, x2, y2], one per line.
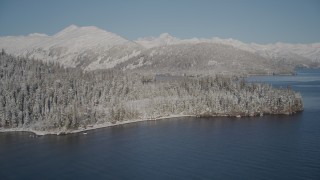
[0, 52, 303, 132]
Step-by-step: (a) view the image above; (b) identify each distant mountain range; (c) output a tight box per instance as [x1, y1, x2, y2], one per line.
[136, 33, 320, 62]
[1, 25, 319, 74]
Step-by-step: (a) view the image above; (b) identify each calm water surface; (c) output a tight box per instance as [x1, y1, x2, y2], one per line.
[1, 69, 320, 179]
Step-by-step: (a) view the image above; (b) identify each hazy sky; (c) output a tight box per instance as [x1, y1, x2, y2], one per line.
[0, 0, 319, 43]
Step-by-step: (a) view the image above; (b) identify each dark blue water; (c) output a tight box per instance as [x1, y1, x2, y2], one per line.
[1, 69, 320, 180]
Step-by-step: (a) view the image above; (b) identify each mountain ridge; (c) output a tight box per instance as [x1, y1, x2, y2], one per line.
[135, 33, 320, 62]
[0, 25, 319, 73]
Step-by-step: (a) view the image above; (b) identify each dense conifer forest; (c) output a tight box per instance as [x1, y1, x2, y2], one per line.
[0, 52, 303, 133]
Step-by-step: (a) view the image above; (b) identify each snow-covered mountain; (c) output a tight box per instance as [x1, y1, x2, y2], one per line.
[117, 43, 290, 75]
[0, 33, 50, 54]
[249, 42, 320, 63]
[0, 25, 318, 73]
[0, 25, 143, 70]
[135, 34, 320, 64]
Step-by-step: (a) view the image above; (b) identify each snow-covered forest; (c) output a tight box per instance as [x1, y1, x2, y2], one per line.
[0, 52, 303, 133]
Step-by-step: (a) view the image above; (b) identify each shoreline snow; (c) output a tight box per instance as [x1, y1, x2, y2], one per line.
[0, 115, 196, 136]
[0, 112, 301, 136]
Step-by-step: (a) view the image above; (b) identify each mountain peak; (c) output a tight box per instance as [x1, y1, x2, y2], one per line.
[28, 33, 49, 37]
[135, 33, 180, 48]
[54, 25, 119, 38]
[159, 33, 174, 39]
[54, 24, 79, 37]
[65, 24, 79, 30]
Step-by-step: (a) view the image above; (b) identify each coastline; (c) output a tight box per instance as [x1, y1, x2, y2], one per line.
[0, 115, 196, 136]
[246, 72, 296, 77]
[0, 111, 302, 136]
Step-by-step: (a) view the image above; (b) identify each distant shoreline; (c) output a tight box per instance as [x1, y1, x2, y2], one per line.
[246, 72, 296, 77]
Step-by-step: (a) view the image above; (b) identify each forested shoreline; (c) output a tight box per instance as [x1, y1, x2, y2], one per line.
[0, 52, 303, 134]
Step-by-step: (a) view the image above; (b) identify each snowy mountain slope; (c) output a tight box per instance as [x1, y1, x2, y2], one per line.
[0, 25, 143, 70]
[118, 43, 290, 75]
[135, 34, 320, 64]
[0, 33, 50, 54]
[249, 43, 320, 63]
[1, 25, 318, 73]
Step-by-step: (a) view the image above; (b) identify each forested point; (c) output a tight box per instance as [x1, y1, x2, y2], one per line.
[0, 52, 303, 133]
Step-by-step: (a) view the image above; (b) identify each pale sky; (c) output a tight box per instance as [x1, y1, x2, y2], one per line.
[0, 0, 319, 43]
